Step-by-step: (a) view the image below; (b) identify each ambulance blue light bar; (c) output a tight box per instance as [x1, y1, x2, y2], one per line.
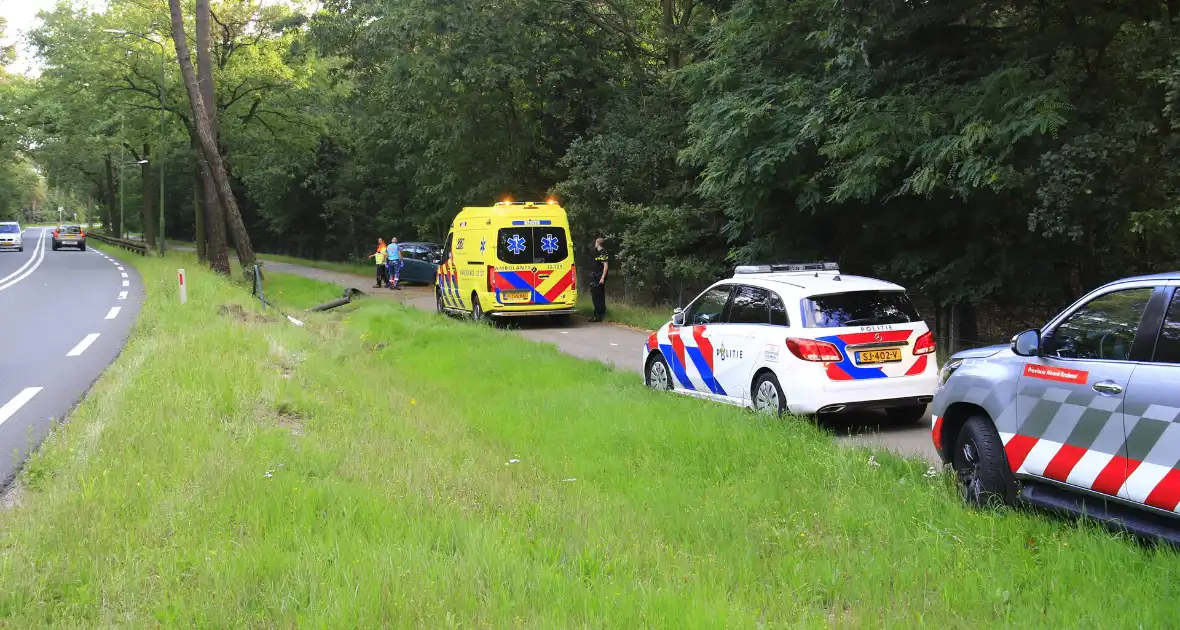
[734, 262, 839, 274]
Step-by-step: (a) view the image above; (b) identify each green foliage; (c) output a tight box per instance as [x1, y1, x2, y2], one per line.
[21, 0, 1180, 313]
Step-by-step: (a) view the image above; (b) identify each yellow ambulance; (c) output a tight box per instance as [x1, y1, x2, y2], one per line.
[435, 199, 579, 321]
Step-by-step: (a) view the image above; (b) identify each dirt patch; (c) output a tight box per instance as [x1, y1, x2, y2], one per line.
[219, 303, 274, 324]
[270, 401, 307, 436]
[1, 479, 25, 511]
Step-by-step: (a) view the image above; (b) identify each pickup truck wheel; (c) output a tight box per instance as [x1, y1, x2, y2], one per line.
[953, 415, 1017, 508]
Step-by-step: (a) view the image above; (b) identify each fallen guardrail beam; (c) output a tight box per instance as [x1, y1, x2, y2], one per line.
[307, 287, 366, 312]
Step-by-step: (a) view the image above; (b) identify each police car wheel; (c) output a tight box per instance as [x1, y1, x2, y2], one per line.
[752, 372, 786, 416]
[645, 354, 672, 391]
[952, 416, 1017, 508]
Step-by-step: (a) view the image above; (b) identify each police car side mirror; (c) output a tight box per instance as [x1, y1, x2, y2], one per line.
[672, 307, 685, 326]
[1011, 329, 1041, 357]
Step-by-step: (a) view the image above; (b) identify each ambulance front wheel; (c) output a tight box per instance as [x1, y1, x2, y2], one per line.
[435, 288, 444, 314]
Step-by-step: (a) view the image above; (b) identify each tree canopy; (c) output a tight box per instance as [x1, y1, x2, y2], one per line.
[8, 0, 1180, 328]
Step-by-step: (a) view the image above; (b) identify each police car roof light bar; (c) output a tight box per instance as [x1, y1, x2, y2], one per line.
[734, 261, 839, 275]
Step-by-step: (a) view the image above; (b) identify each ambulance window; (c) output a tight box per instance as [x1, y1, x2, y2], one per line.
[729, 285, 771, 324]
[497, 227, 569, 264]
[769, 293, 791, 326]
[443, 233, 454, 261]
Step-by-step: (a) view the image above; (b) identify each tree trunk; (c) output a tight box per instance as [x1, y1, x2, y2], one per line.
[195, 0, 223, 269]
[191, 147, 207, 262]
[140, 143, 158, 251]
[172, 0, 251, 275]
[104, 153, 120, 236]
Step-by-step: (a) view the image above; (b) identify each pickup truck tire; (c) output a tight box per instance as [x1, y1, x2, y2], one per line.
[953, 415, 1018, 508]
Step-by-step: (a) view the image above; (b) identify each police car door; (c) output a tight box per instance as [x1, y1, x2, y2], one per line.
[708, 284, 771, 405]
[675, 284, 736, 399]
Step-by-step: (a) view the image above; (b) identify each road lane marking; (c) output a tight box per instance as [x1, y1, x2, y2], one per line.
[67, 334, 100, 357]
[105, 307, 121, 320]
[0, 229, 43, 283]
[122, 280, 129, 287]
[117, 266, 124, 271]
[0, 387, 42, 427]
[118, 291, 128, 300]
[120, 272, 127, 278]
[0, 230, 47, 293]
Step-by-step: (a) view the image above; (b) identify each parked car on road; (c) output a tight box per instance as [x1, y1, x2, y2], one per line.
[52, 225, 86, 251]
[0, 222, 23, 252]
[642, 262, 938, 422]
[395, 241, 441, 285]
[933, 272, 1180, 543]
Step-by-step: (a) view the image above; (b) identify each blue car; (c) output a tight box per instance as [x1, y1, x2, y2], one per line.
[933, 273, 1180, 542]
[392, 242, 441, 285]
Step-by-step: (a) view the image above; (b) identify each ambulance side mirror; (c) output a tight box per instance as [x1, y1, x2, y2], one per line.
[672, 307, 685, 326]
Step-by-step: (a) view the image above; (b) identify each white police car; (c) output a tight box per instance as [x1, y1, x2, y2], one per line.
[641, 262, 939, 422]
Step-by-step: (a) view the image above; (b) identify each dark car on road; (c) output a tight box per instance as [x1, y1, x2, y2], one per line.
[52, 225, 87, 251]
[395, 241, 441, 285]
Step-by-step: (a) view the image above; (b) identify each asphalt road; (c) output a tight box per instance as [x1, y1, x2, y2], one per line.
[252, 259, 939, 463]
[0, 228, 143, 487]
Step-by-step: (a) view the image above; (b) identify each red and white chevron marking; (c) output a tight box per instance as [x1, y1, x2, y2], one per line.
[999, 432, 1180, 513]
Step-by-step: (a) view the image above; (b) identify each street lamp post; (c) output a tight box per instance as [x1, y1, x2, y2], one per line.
[119, 159, 149, 240]
[104, 28, 168, 255]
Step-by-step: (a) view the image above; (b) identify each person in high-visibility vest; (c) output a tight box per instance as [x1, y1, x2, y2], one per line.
[367, 238, 388, 287]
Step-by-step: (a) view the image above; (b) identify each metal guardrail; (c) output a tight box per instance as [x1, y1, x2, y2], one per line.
[89, 232, 149, 256]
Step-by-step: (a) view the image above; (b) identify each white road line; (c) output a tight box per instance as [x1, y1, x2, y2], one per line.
[122, 280, 129, 287]
[117, 266, 124, 271]
[0, 387, 42, 427]
[67, 334, 100, 357]
[105, 307, 121, 320]
[0, 230, 47, 293]
[118, 291, 128, 300]
[120, 272, 127, 278]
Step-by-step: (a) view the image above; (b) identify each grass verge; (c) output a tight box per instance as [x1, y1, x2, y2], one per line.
[1, 247, 1176, 626]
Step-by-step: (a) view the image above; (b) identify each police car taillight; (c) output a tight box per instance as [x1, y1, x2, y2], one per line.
[913, 331, 936, 355]
[785, 338, 843, 362]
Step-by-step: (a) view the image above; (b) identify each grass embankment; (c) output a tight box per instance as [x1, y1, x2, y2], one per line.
[2, 248, 1175, 626]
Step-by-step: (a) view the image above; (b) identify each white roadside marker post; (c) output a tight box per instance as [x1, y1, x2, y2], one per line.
[178, 268, 187, 304]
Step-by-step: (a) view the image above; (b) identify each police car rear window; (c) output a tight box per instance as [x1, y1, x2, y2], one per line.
[497, 227, 568, 264]
[803, 290, 921, 328]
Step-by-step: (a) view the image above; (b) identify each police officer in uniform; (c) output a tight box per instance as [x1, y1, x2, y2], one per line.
[588, 237, 611, 322]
